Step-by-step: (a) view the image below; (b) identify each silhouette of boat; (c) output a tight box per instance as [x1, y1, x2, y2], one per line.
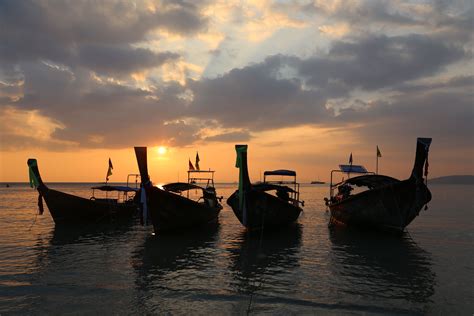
[227, 145, 304, 230]
[50, 220, 135, 246]
[134, 147, 222, 234]
[310, 180, 325, 184]
[328, 228, 435, 305]
[27, 159, 140, 224]
[228, 224, 302, 280]
[324, 138, 432, 233]
[134, 224, 219, 274]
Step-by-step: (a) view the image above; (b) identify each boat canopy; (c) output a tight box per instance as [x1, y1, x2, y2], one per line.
[264, 169, 296, 177]
[338, 164, 368, 174]
[253, 183, 297, 193]
[342, 175, 400, 189]
[163, 182, 205, 193]
[91, 185, 139, 192]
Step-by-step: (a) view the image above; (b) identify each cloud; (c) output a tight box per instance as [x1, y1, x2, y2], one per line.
[0, 1, 471, 154]
[0, 0, 206, 76]
[297, 34, 466, 90]
[189, 55, 332, 131]
[2, 61, 195, 149]
[187, 32, 465, 132]
[0, 106, 76, 150]
[203, 130, 252, 142]
[318, 23, 351, 38]
[3, 30, 470, 150]
[333, 79, 474, 152]
[76, 45, 180, 76]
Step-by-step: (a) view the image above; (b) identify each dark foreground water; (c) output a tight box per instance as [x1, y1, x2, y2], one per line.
[0, 183, 472, 315]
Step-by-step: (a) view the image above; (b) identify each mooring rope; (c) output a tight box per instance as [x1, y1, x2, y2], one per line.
[28, 213, 38, 231]
[246, 210, 267, 315]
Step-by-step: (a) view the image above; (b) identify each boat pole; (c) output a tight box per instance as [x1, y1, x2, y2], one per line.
[376, 145, 381, 174]
[375, 145, 382, 174]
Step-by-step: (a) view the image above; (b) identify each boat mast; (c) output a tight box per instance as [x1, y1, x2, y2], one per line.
[235, 145, 251, 226]
[134, 147, 150, 185]
[376, 145, 382, 174]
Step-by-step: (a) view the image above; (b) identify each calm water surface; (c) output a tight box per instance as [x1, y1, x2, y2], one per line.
[0, 183, 472, 314]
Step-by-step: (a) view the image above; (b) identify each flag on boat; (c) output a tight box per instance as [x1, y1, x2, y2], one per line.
[196, 152, 200, 171]
[106, 158, 113, 181]
[189, 159, 195, 170]
[349, 153, 353, 165]
[377, 146, 382, 158]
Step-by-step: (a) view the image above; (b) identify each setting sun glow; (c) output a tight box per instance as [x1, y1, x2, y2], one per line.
[156, 146, 168, 155]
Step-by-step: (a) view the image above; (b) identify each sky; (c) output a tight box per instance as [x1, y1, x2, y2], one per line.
[0, 0, 472, 183]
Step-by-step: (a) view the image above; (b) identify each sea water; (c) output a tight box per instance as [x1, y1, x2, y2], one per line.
[0, 183, 472, 314]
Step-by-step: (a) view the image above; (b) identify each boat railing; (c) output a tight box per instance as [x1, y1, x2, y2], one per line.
[187, 169, 217, 199]
[127, 174, 141, 189]
[91, 173, 141, 203]
[329, 168, 375, 200]
[187, 169, 216, 188]
[264, 175, 302, 207]
[91, 189, 129, 203]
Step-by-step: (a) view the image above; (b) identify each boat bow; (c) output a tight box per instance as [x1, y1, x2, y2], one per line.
[27, 158, 47, 214]
[410, 137, 432, 184]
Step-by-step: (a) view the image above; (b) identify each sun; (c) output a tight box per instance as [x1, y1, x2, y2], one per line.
[156, 146, 167, 155]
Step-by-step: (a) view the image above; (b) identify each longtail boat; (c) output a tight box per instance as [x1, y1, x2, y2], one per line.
[27, 159, 140, 224]
[227, 145, 304, 230]
[134, 147, 222, 233]
[324, 138, 432, 233]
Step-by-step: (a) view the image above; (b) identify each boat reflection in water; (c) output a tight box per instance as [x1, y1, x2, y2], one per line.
[25, 223, 140, 315]
[132, 224, 220, 313]
[50, 221, 136, 246]
[227, 224, 302, 297]
[328, 227, 436, 311]
[134, 224, 219, 274]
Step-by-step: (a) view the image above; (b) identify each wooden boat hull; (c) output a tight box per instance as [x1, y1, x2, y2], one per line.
[146, 186, 221, 233]
[227, 190, 302, 230]
[329, 179, 431, 233]
[39, 186, 139, 224]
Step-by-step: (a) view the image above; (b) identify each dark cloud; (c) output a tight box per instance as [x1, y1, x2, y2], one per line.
[393, 75, 474, 93]
[295, 0, 421, 28]
[430, 6, 474, 44]
[154, 2, 209, 35]
[330, 1, 422, 27]
[0, 80, 22, 101]
[189, 56, 332, 131]
[77, 45, 180, 76]
[298, 0, 473, 46]
[297, 34, 465, 90]
[0, 0, 206, 75]
[334, 87, 474, 152]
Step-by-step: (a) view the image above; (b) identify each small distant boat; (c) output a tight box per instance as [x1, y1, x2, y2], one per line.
[134, 147, 222, 233]
[5, 183, 10, 188]
[311, 176, 325, 184]
[27, 159, 140, 224]
[324, 138, 432, 233]
[227, 145, 304, 230]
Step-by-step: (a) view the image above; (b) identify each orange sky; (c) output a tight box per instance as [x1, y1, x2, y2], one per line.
[1, 128, 470, 183]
